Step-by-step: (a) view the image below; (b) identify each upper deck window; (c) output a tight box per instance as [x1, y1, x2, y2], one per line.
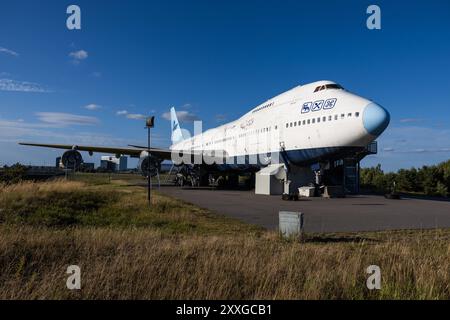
[252, 101, 274, 113]
[314, 83, 344, 93]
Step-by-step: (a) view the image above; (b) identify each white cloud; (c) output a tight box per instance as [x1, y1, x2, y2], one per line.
[116, 110, 128, 116]
[362, 125, 450, 171]
[0, 47, 19, 57]
[116, 109, 152, 120]
[0, 118, 52, 139]
[0, 79, 50, 93]
[399, 118, 424, 123]
[0, 117, 171, 166]
[126, 113, 147, 120]
[69, 50, 88, 64]
[0, 117, 165, 146]
[84, 104, 102, 110]
[162, 110, 199, 122]
[35, 112, 99, 127]
[382, 147, 450, 154]
[376, 126, 450, 154]
[69, 50, 88, 60]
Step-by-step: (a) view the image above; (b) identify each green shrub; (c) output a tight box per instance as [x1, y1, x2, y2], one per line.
[435, 182, 448, 197]
[0, 164, 28, 184]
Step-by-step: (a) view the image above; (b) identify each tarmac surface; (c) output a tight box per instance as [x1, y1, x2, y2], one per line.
[159, 186, 450, 233]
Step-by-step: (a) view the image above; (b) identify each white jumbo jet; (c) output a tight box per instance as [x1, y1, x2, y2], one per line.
[20, 80, 390, 187]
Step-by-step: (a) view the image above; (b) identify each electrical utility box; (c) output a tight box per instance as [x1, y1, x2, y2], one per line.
[279, 211, 304, 239]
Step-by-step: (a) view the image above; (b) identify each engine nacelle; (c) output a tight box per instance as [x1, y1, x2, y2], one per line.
[138, 151, 161, 177]
[61, 150, 83, 169]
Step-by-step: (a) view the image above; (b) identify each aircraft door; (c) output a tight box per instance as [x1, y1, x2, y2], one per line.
[274, 114, 286, 166]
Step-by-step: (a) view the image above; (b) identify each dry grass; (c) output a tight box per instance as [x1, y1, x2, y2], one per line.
[0, 226, 448, 299]
[0, 180, 85, 194]
[0, 179, 449, 299]
[0, 179, 259, 234]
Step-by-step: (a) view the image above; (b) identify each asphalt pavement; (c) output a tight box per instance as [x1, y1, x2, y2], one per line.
[159, 186, 450, 233]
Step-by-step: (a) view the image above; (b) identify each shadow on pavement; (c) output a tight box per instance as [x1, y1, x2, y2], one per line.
[304, 235, 380, 244]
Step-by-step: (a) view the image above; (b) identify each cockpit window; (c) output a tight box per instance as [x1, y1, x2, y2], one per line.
[314, 83, 344, 92]
[327, 84, 343, 90]
[314, 85, 324, 92]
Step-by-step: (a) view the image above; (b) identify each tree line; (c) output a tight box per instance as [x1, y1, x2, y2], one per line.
[360, 160, 450, 197]
[2, 161, 450, 197]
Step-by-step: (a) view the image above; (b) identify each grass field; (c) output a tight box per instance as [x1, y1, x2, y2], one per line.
[0, 176, 449, 299]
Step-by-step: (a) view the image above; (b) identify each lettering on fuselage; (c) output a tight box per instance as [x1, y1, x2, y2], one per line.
[302, 98, 337, 113]
[240, 118, 254, 129]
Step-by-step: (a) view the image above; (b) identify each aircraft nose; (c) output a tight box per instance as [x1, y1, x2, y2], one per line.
[363, 103, 390, 136]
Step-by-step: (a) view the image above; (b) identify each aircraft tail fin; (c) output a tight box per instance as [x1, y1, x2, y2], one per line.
[170, 107, 185, 144]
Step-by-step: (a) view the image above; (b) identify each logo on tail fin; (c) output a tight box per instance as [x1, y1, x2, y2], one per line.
[170, 107, 185, 144]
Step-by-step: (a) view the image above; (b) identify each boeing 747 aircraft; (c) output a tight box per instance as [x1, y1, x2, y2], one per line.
[20, 80, 390, 192]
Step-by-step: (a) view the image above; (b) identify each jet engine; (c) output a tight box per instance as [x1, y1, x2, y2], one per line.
[61, 150, 83, 169]
[138, 151, 161, 177]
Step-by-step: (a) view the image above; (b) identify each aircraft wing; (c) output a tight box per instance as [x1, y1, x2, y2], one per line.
[19, 142, 230, 163]
[19, 142, 173, 160]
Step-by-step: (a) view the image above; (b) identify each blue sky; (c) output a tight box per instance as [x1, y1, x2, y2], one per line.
[1, 0, 450, 171]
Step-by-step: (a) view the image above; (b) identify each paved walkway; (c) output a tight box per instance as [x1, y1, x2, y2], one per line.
[159, 187, 450, 233]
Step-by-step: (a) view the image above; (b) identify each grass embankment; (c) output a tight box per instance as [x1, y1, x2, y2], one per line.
[0, 180, 254, 234]
[0, 178, 449, 299]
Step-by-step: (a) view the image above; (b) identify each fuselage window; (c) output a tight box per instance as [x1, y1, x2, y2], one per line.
[286, 123, 288, 128]
[317, 117, 320, 123]
[294, 122, 297, 127]
[328, 116, 332, 121]
[275, 125, 278, 130]
[341, 114, 345, 119]
[355, 112, 360, 117]
[335, 115, 338, 120]
[303, 120, 306, 125]
[307, 119, 310, 124]
[323, 116, 326, 122]
[290, 123, 293, 127]
[312, 118, 315, 124]
[348, 113, 352, 117]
